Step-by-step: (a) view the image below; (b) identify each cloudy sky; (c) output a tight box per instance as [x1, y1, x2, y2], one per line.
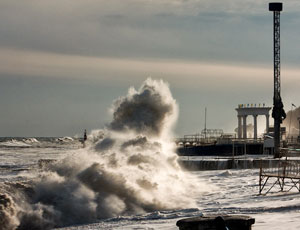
[1, 0, 300, 137]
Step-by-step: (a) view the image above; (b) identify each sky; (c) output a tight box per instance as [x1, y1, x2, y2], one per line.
[1, 0, 300, 137]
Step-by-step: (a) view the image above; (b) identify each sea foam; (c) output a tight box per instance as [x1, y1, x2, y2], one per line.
[0, 78, 201, 229]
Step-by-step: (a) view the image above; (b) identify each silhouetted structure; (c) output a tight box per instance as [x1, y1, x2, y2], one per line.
[269, 2, 286, 158]
[84, 129, 87, 142]
[298, 117, 300, 143]
[215, 216, 230, 230]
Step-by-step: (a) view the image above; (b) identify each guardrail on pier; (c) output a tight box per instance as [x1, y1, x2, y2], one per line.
[175, 137, 264, 147]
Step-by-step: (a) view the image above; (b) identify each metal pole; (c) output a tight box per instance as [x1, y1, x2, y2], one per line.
[273, 9, 281, 158]
[269, 2, 286, 158]
[204, 107, 207, 140]
[288, 104, 293, 140]
[232, 140, 235, 160]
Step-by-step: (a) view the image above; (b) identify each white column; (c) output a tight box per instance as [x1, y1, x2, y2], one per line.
[243, 115, 247, 139]
[266, 114, 270, 134]
[253, 115, 258, 140]
[298, 118, 300, 137]
[238, 115, 242, 139]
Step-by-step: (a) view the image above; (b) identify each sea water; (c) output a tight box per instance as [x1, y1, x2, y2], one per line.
[1, 79, 300, 229]
[1, 139, 300, 229]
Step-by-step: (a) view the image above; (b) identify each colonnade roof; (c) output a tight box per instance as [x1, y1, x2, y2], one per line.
[236, 106, 272, 116]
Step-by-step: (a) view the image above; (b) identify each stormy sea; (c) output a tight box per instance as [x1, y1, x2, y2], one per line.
[1, 79, 300, 230]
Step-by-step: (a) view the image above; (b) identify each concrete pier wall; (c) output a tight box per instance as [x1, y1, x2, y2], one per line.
[178, 158, 300, 171]
[177, 143, 264, 156]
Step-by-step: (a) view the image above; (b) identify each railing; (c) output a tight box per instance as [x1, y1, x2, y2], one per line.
[175, 137, 264, 146]
[259, 159, 300, 194]
[285, 137, 300, 145]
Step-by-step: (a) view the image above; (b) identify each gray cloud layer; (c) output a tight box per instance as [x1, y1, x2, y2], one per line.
[1, 0, 300, 136]
[1, 0, 300, 64]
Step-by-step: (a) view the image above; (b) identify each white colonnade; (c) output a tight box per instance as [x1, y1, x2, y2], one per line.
[236, 105, 271, 140]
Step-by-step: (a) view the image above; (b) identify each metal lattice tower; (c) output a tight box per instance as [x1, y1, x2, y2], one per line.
[272, 4, 281, 101]
[269, 2, 286, 158]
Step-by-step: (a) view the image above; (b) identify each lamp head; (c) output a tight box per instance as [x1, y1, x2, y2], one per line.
[269, 2, 283, 12]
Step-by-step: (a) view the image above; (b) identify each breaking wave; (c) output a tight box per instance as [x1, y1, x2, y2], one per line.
[0, 78, 200, 229]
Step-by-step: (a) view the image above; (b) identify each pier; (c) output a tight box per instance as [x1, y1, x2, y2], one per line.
[178, 155, 300, 171]
[175, 103, 290, 157]
[176, 135, 267, 156]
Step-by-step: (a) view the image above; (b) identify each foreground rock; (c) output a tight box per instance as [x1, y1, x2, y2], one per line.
[176, 215, 255, 230]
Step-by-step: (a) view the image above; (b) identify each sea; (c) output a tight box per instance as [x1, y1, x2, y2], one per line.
[1, 137, 300, 230]
[1, 79, 299, 229]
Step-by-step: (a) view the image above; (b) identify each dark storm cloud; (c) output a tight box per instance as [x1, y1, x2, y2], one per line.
[1, 0, 298, 63]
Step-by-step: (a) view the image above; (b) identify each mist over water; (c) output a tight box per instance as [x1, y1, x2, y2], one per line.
[283, 106, 300, 136]
[0, 79, 200, 230]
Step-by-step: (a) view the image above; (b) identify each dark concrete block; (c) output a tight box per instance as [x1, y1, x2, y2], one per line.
[176, 215, 255, 230]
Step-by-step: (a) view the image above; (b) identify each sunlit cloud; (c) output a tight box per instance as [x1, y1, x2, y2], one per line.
[0, 47, 280, 89]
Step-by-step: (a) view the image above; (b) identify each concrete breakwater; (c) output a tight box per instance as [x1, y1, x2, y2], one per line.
[177, 143, 264, 156]
[178, 156, 300, 171]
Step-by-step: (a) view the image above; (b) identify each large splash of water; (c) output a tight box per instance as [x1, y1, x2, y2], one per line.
[0, 78, 200, 230]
